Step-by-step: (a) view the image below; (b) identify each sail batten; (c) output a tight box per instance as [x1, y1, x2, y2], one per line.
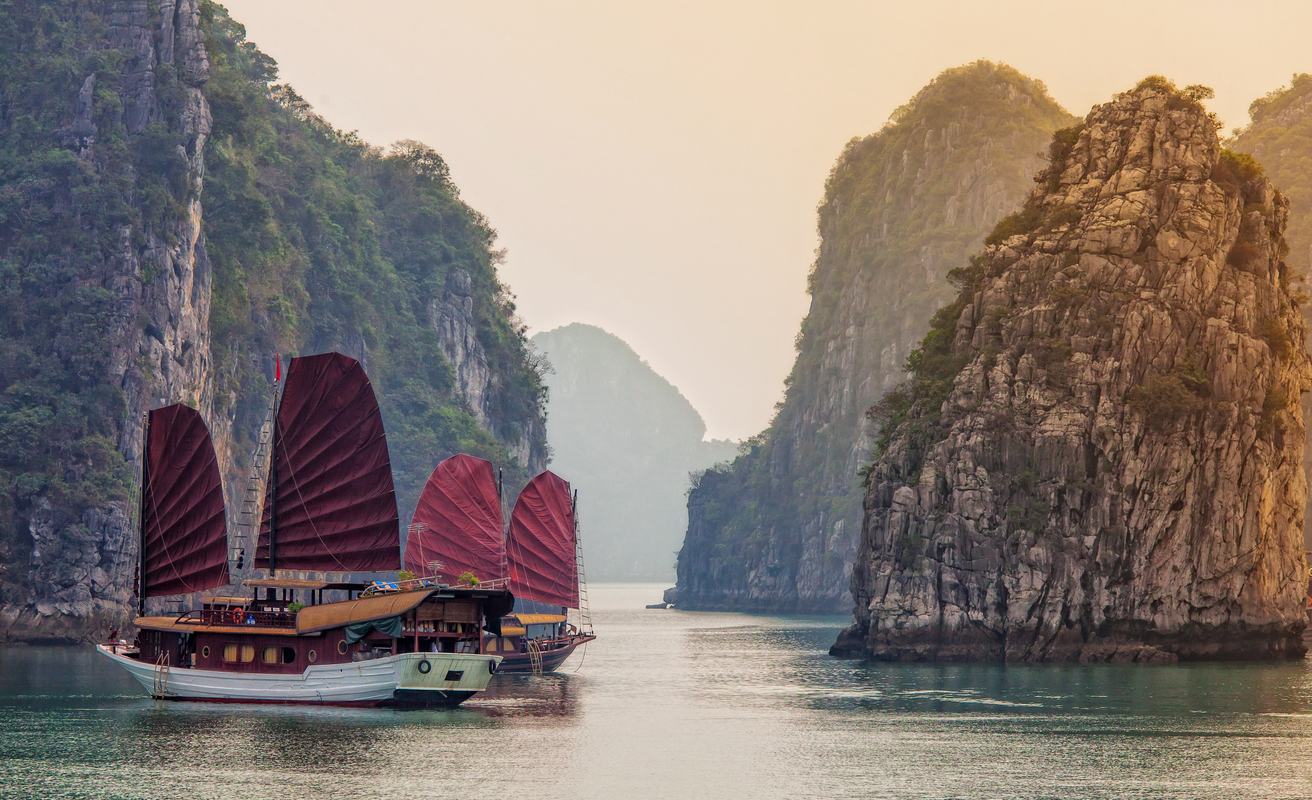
[507, 471, 578, 608]
[140, 405, 230, 599]
[257, 352, 401, 573]
[404, 455, 505, 584]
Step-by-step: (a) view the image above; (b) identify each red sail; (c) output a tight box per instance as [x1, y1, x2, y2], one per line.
[404, 454, 505, 584]
[256, 352, 400, 573]
[507, 471, 578, 607]
[140, 405, 230, 598]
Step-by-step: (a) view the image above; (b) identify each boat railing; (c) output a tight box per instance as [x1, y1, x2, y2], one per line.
[362, 576, 443, 596]
[192, 607, 297, 628]
[524, 632, 595, 651]
[363, 576, 511, 596]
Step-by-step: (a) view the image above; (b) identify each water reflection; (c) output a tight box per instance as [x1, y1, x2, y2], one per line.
[474, 672, 582, 719]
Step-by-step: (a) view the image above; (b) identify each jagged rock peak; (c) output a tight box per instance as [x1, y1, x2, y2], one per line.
[674, 62, 1073, 615]
[836, 78, 1312, 664]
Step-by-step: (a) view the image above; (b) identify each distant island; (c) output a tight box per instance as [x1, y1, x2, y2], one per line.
[531, 324, 736, 581]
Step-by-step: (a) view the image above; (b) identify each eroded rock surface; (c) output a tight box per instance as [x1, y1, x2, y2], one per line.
[836, 84, 1312, 663]
[676, 63, 1074, 613]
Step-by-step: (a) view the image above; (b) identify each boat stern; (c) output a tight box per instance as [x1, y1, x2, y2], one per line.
[387, 652, 502, 707]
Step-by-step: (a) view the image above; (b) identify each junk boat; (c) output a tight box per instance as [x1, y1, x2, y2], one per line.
[98, 353, 514, 706]
[405, 455, 595, 673]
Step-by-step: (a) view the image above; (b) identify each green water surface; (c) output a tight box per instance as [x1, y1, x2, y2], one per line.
[3, 584, 1312, 799]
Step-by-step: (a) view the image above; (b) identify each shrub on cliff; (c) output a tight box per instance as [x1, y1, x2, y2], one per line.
[1124, 358, 1212, 429]
[1212, 149, 1264, 187]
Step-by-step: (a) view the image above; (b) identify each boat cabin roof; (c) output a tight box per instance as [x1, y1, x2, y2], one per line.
[200, 596, 250, 606]
[296, 588, 438, 634]
[510, 613, 567, 625]
[294, 585, 516, 634]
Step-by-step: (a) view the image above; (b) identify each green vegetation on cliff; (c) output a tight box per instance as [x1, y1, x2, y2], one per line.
[200, 4, 546, 522]
[0, 4, 143, 576]
[677, 62, 1073, 613]
[0, 0, 547, 635]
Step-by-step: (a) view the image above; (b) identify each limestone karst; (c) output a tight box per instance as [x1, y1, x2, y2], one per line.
[675, 62, 1075, 613]
[834, 79, 1312, 663]
[1230, 74, 1312, 549]
[0, 3, 545, 641]
[531, 323, 736, 581]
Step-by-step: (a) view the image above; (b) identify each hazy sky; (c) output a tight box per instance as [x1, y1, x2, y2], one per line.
[220, 0, 1312, 440]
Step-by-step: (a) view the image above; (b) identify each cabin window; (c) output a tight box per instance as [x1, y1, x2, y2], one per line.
[241, 645, 255, 663]
[337, 640, 349, 655]
[263, 646, 298, 664]
[223, 644, 239, 662]
[307, 650, 317, 663]
[201, 646, 210, 659]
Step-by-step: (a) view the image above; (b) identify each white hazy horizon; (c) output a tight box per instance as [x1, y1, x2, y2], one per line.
[219, 0, 1312, 440]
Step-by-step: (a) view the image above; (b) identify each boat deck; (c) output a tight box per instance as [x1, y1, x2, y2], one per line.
[133, 616, 306, 636]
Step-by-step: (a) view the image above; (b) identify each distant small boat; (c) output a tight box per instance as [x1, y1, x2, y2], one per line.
[99, 353, 514, 707]
[406, 457, 596, 673]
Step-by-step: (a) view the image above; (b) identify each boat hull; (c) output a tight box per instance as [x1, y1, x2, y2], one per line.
[495, 634, 594, 673]
[97, 644, 500, 707]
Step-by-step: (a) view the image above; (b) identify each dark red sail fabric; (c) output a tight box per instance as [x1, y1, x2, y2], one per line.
[507, 471, 577, 607]
[140, 405, 230, 598]
[404, 454, 504, 583]
[256, 352, 401, 573]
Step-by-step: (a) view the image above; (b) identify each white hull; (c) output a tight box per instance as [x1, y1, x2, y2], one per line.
[97, 644, 501, 706]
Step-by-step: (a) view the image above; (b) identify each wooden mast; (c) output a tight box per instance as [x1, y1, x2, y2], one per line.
[137, 410, 150, 618]
[268, 362, 280, 576]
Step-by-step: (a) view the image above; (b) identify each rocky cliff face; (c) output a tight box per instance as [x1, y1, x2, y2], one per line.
[834, 81, 1312, 663]
[0, 2, 547, 642]
[676, 63, 1074, 613]
[1230, 74, 1312, 549]
[431, 268, 546, 471]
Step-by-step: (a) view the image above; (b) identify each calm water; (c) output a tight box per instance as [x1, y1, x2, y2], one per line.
[4, 584, 1312, 799]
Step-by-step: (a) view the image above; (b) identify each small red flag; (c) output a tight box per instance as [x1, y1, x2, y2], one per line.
[275, 354, 281, 381]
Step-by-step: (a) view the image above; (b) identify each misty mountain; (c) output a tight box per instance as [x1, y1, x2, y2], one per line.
[531, 324, 737, 581]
